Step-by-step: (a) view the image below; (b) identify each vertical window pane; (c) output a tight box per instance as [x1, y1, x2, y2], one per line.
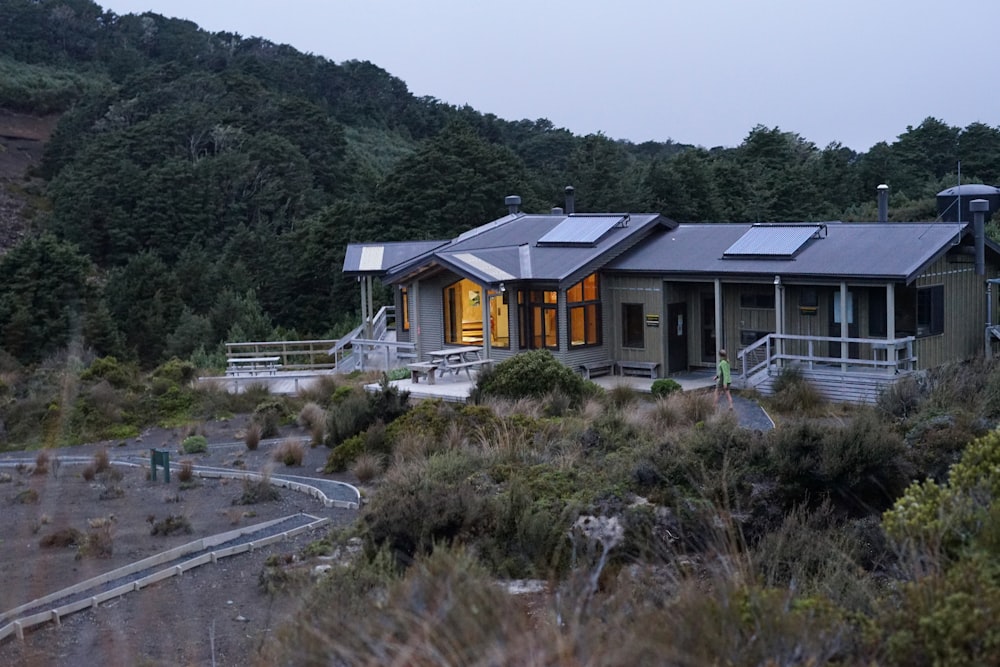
[623, 303, 644, 348]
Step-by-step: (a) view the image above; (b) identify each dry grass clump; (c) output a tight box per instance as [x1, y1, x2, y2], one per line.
[94, 447, 111, 473]
[81, 464, 96, 481]
[235, 468, 281, 505]
[605, 382, 639, 409]
[351, 453, 383, 483]
[150, 514, 193, 536]
[177, 459, 195, 483]
[274, 438, 305, 466]
[39, 526, 83, 548]
[298, 402, 327, 445]
[33, 450, 50, 475]
[485, 396, 544, 420]
[79, 516, 115, 558]
[13, 488, 39, 504]
[245, 421, 262, 451]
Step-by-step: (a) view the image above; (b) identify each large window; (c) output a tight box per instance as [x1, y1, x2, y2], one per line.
[443, 278, 482, 345]
[916, 284, 944, 337]
[740, 292, 775, 309]
[519, 289, 558, 350]
[622, 303, 644, 348]
[568, 273, 601, 348]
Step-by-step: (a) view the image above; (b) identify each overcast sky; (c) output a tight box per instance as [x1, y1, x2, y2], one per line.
[97, 0, 1000, 152]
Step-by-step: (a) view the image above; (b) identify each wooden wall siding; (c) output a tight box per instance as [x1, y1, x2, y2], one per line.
[913, 253, 998, 369]
[414, 271, 455, 360]
[606, 275, 663, 371]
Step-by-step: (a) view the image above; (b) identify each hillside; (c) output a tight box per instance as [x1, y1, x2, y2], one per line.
[0, 109, 58, 252]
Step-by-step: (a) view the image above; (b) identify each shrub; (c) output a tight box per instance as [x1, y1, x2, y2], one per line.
[298, 402, 326, 445]
[767, 366, 825, 414]
[34, 450, 50, 475]
[274, 438, 305, 466]
[325, 389, 373, 446]
[81, 464, 96, 481]
[473, 350, 587, 405]
[79, 517, 115, 558]
[150, 514, 193, 536]
[352, 453, 383, 483]
[94, 447, 111, 473]
[605, 383, 639, 409]
[253, 399, 289, 439]
[235, 470, 281, 505]
[325, 420, 389, 472]
[245, 422, 261, 451]
[651, 378, 682, 398]
[181, 435, 208, 454]
[80, 356, 138, 390]
[151, 358, 197, 385]
[177, 459, 194, 483]
[39, 527, 83, 548]
[13, 488, 39, 504]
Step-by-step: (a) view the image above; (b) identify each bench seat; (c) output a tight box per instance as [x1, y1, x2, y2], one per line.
[617, 360, 659, 378]
[445, 358, 493, 379]
[406, 362, 439, 384]
[581, 360, 615, 380]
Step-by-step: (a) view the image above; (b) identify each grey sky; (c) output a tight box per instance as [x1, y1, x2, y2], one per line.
[98, 0, 1000, 152]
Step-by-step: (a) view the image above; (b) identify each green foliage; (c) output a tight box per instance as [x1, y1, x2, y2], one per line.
[151, 358, 197, 385]
[80, 356, 138, 390]
[0, 57, 107, 113]
[474, 350, 587, 405]
[181, 435, 207, 454]
[767, 366, 825, 414]
[252, 399, 289, 439]
[884, 429, 1000, 558]
[650, 378, 682, 398]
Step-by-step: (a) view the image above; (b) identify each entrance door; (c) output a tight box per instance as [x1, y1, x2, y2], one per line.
[828, 289, 859, 358]
[701, 295, 716, 363]
[667, 302, 688, 372]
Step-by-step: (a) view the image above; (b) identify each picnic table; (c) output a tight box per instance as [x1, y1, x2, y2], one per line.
[226, 356, 282, 376]
[426, 346, 491, 379]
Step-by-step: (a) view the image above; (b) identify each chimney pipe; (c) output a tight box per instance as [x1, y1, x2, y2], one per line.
[971, 198, 989, 276]
[505, 195, 521, 215]
[551, 207, 564, 215]
[877, 184, 889, 223]
[564, 186, 575, 215]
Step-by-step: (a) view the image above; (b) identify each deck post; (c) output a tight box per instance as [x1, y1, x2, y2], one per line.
[886, 283, 896, 372]
[840, 282, 849, 373]
[714, 279, 723, 359]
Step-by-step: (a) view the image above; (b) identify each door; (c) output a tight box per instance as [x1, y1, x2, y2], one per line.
[667, 302, 688, 372]
[828, 289, 859, 358]
[701, 295, 716, 363]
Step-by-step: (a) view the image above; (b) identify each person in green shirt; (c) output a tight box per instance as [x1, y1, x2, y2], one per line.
[714, 349, 733, 410]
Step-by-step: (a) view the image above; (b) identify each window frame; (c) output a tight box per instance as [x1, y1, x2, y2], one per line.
[518, 288, 559, 350]
[568, 273, 602, 348]
[916, 284, 944, 337]
[622, 303, 645, 349]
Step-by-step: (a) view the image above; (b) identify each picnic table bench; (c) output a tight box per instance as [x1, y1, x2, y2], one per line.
[226, 356, 282, 376]
[407, 362, 439, 384]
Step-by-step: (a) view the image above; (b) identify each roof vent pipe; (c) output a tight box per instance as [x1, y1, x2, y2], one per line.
[877, 184, 889, 223]
[505, 195, 522, 215]
[971, 198, 989, 276]
[564, 186, 575, 215]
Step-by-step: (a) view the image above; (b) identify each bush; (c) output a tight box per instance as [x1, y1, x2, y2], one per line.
[80, 356, 138, 390]
[651, 378, 682, 398]
[351, 453, 383, 483]
[767, 366, 824, 414]
[151, 358, 197, 385]
[252, 399, 289, 439]
[181, 435, 208, 454]
[150, 514, 193, 536]
[177, 459, 194, 483]
[274, 438, 305, 466]
[245, 422, 261, 451]
[34, 450, 50, 475]
[298, 402, 326, 445]
[473, 350, 587, 405]
[235, 470, 281, 505]
[94, 447, 111, 473]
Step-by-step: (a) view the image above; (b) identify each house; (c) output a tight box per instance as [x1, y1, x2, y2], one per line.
[343, 192, 1000, 403]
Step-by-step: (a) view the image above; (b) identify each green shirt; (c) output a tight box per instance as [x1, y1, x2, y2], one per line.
[717, 358, 731, 385]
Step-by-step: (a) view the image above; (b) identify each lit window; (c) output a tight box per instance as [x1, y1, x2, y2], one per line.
[568, 273, 601, 348]
[443, 278, 482, 345]
[518, 289, 558, 350]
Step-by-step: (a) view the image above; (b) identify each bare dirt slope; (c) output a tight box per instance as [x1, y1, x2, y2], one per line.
[0, 108, 58, 253]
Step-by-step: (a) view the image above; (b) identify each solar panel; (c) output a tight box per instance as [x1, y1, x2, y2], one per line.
[358, 245, 385, 271]
[724, 225, 821, 258]
[537, 215, 626, 246]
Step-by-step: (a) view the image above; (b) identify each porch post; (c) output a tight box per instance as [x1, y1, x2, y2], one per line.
[365, 276, 375, 339]
[358, 277, 368, 338]
[840, 281, 849, 372]
[773, 276, 783, 369]
[482, 285, 491, 361]
[412, 279, 420, 359]
[886, 283, 896, 372]
[714, 278, 723, 359]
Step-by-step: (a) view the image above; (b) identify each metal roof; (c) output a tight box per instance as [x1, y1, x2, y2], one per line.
[342, 240, 447, 274]
[723, 223, 824, 258]
[608, 222, 989, 283]
[384, 212, 672, 286]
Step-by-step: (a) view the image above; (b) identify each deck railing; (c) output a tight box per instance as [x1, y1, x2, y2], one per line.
[738, 333, 917, 384]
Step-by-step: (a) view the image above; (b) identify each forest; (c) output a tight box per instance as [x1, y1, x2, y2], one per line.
[2, 0, 1000, 370]
[6, 3, 1000, 665]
